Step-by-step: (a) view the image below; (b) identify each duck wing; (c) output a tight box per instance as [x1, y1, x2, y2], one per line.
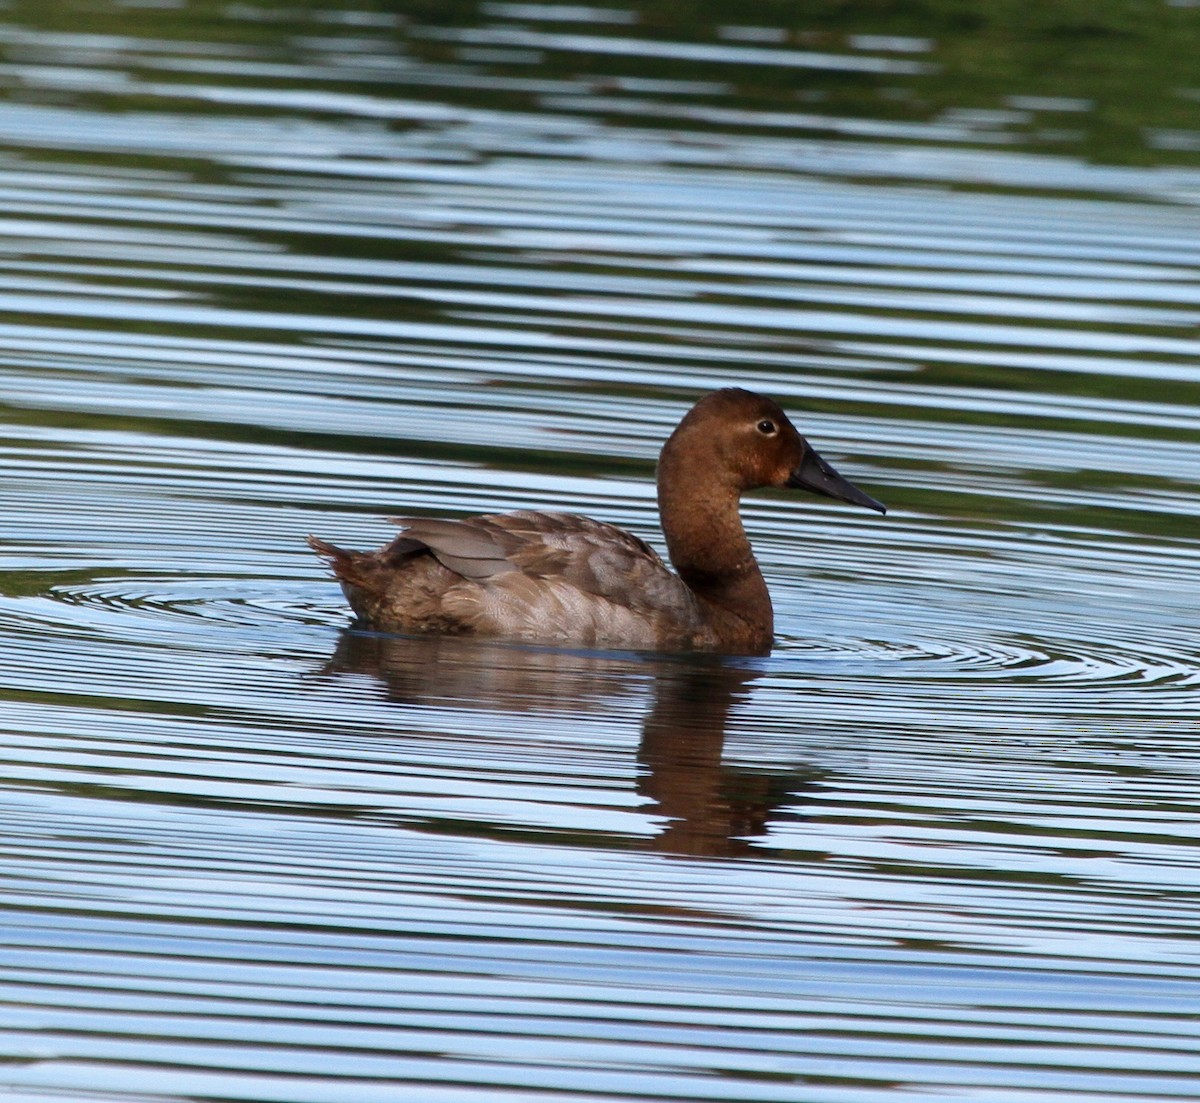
[391, 516, 519, 581]
[393, 510, 698, 619]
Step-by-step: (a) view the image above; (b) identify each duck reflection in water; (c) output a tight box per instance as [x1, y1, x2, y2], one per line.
[322, 632, 823, 858]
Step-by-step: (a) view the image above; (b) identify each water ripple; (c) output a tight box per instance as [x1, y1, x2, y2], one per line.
[0, 4, 1199, 1103]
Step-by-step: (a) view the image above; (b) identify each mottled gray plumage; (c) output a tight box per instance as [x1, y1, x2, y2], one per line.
[313, 510, 707, 649]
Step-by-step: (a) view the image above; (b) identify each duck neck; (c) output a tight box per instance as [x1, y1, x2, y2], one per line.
[656, 469, 773, 645]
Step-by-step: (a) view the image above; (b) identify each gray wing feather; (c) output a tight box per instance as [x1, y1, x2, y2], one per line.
[391, 517, 518, 581]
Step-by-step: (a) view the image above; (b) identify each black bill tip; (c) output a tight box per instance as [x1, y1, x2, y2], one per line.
[786, 446, 886, 514]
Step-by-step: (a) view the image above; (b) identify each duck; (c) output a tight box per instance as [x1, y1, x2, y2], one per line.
[308, 388, 885, 655]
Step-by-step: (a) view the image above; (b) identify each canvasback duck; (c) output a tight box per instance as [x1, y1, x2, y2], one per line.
[309, 388, 885, 655]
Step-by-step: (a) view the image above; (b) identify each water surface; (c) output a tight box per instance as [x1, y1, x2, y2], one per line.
[0, 2, 1198, 1101]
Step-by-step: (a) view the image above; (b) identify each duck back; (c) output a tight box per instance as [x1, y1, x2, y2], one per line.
[310, 510, 710, 650]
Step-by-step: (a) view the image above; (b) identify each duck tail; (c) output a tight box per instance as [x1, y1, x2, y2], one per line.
[307, 535, 387, 597]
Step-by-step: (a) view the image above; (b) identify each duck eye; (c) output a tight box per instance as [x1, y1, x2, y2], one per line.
[756, 419, 777, 435]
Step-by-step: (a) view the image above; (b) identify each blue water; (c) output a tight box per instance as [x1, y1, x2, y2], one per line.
[0, 3, 1198, 1101]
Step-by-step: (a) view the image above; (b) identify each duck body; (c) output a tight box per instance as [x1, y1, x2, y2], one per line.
[311, 509, 717, 651]
[310, 388, 884, 655]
